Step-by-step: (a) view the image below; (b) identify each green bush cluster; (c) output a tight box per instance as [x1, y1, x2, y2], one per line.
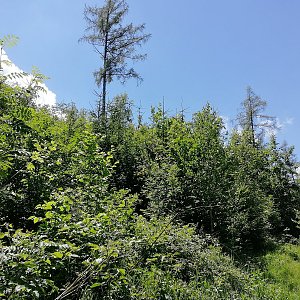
[105, 98, 300, 251]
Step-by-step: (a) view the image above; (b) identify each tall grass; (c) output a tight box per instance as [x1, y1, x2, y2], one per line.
[261, 244, 300, 299]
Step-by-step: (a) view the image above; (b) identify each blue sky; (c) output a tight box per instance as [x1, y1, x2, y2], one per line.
[1, 0, 300, 159]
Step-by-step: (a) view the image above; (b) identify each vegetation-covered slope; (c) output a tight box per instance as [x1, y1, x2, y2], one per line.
[1, 78, 300, 299]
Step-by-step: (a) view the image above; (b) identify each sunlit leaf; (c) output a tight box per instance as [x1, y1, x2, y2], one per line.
[52, 252, 63, 259]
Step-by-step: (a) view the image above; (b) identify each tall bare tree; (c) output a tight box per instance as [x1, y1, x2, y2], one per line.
[81, 0, 150, 126]
[237, 86, 277, 147]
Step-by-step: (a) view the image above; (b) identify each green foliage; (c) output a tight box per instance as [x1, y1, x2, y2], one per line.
[1, 80, 300, 298]
[0, 197, 280, 299]
[266, 136, 300, 238]
[140, 104, 275, 251]
[224, 130, 274, 250]
[143, 104, 226, 218]
[261, 244, 300, 299]
[102, 94, 146, 195]
[0, 35, 19, 77]
[0, 82, 110, 227]
[102, 99, 299, 251]
[0, 187, 135, 298]
[0, 34, 19, 48]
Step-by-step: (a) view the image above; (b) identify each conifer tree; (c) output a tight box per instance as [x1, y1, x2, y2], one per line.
[81, 0, 150, 127]
[237, 86, 277, 147]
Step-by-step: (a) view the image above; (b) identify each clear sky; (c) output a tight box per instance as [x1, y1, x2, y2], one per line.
[0, 0, 299, 160]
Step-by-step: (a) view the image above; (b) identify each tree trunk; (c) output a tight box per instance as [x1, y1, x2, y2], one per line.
[100, 9, 110, 129]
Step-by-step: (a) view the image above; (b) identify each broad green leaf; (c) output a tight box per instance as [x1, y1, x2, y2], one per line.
[0, 232, 7, 239]
[43, 201, 56, 210]
[26, 162, 35, 171]
[90, 283, 102, 288]
[88, 243, 100, 251]
[45, 211, 53, 219]
[33, 142, 43, 151]
[52, 252, 63, 259]
[118, 268, 126, 275]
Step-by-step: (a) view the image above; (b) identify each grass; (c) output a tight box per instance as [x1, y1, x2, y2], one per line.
[261, 243, 300, 299]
